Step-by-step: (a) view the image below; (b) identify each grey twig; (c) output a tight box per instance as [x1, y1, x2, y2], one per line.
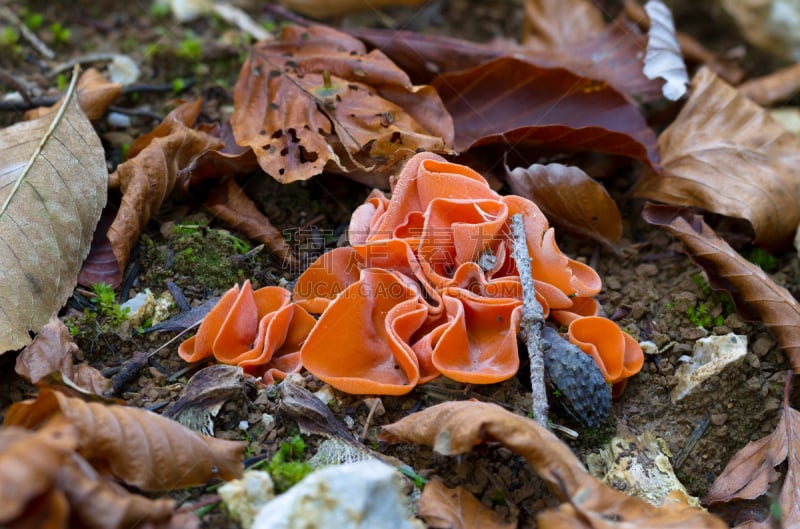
[509, 214, 548, 428]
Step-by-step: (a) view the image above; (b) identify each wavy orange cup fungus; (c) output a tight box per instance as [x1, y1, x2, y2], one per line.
[178, 280, 315, 384]
[178, 152, 644, 396]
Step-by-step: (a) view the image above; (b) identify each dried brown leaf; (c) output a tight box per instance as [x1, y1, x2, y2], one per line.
[432, 56, 659, 168]
[705, 379, 800, 528]
[0, 418, 77, 524]
[506, 162, 622, 246]
[204, 178, 295, 267]
[78, 206, 122, 288]
[4, 387, 245, 491]
[523, 0, 605, 49]
[231, 25, 453, 183]
[418, 477, 515, 529]
[107, 99, 222, 274]
[59, 453, 177, 529]
[0, 68, 107, 354]
[739, 63, 800, 107]
[634, 67, 800, 247]
[381, 401, 725, 528]
[642, 204, 800, 372]
[25, 68, 121, 121]
[15, 316, 111, 395]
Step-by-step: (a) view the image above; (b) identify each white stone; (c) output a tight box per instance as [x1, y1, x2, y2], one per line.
[252, 461, 421, 529]
[671, 333, 747, 401]
[219, 470, 275, 529]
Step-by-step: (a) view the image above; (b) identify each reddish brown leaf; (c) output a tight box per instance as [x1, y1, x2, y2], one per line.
[522, 0, 605, 49]
[231, 25, 453, 184]
[352, 15, 662, 102]
[705, 377, 800, 528]
[277, 0, 426, 18]
[418, 478, 515, 529]
[78, 206, 122, 288]
[25, 68, 121, 121]
[15, 316, 111, 395]
[382, 401, 726, 528]
[634, 67, 800, 248]
[433, 56, 659, 168]
[506, 162, 622, 246]
[0, 419, 77, 524]
[642, 204, 800, 373]
[205, 179, 296, 267]
[4, 387, 245, 491]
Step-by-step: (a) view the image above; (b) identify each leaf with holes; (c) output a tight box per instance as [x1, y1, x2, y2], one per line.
[0, 68, 107, 354]
[231, 24, 453, 184]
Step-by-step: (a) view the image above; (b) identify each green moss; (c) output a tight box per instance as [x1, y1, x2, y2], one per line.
[264, 435, 312, 492]
[744, 247, 778, 272]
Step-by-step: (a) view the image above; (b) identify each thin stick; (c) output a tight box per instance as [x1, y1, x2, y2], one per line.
[509, 214, 548, 428]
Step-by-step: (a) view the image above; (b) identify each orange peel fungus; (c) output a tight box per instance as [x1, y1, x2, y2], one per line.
[179, 153, 643, 395]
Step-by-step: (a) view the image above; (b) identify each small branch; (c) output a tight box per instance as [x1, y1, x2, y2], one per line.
[0, 6, 55, 59]
[509, 214, 548, 428]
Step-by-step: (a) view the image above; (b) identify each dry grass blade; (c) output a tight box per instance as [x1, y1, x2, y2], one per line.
[4, 387, 245, 491]
[634, 66, 800, 247]
[381, 400, 726, 528]
[642, 204, 800, 372]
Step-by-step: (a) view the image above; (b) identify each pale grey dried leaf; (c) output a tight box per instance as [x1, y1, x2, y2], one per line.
[0, 68, 107, 353]
[643, 0, 688, 100]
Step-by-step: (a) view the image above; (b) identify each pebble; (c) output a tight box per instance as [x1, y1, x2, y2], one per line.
[636, 263, 659, 277]
[710, 413, 728, 426]
[752, 336, 774, 358]
[605, 276, 621, 290]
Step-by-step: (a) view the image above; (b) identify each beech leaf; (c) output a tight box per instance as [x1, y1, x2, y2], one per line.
[642, 204, 800, 373]
[417, 477, 515, 529]
[15, 315, 111, 394]
[24, 68, 122, 121]
[0, 67, 107, 354]
[642, 0, 688, 100]
[381, 401, 726, 528]
[634, 66, 800, 247]
[4, 387, 245, 491]
[705, 378, 800, 528]
[231, 25, 453, 184]
[506, 162, 622, 246]
[522, 0, 605, 49]
[0, 418, 77, 524]
[431, 56, 659, 169]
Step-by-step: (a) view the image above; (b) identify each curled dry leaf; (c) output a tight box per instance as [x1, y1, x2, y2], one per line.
[642, 204, 800, 373]
[506, 162, 622, 246]
[381, 401, 726, 528]
[705, 377, 800, 528]
[418, 477, 515, 529]
[231, 25, 453, 184]
[432, 56, 659, 168]
[205, 178, 297, 267]
[634, 66, 800, 248]
[0, 418, 77, 524]
[642, 0, 688, 100]
[107, 98, 222, 274]
[4, 387, 245, 491]
[15, 315, 111, 395]
[0, 67, 107, 354]
[24, 67, 122, 121]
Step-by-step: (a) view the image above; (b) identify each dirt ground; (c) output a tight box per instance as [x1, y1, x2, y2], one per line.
[0, 1, 794, 527]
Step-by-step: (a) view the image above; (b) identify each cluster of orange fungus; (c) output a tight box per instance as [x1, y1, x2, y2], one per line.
[178, 153, 644, 395]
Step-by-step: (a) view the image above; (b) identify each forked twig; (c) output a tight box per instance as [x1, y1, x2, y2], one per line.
[509, 214, 548, 428]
